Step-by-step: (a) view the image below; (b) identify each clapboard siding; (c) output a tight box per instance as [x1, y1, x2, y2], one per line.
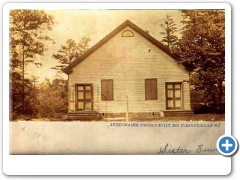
[69, 26, 190, 113]
[183, 82, 191, 110]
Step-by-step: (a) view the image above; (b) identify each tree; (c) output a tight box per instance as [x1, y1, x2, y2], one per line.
[52, 37, 91, 72]
[178, 10, 225, 103]
[10, 71, 22, 114]
[36, 78, 68, 118]
[10, 10, 54, 114]
[10, 73, 38, 118]
[159, 15, 178, 52]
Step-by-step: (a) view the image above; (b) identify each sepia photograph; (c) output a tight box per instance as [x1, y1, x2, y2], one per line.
[8, 8, 225, 155]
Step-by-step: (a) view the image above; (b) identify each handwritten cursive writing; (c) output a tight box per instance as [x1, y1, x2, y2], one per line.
[196, 144, 218, 153]
[158, 143, 219, 154]
[158, 143, 191, 154]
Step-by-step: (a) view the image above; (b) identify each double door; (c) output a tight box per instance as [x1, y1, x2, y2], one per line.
[76, 84, 93, 111]
[166, 83, 182, 109]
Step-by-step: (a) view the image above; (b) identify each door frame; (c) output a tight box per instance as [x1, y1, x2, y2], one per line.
[75, 83, 93, 111]
[165, 82, 182, 110]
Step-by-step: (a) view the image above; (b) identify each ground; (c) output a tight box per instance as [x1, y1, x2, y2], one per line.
[12, 113, 225, 122]
[129, 114, 225, 121]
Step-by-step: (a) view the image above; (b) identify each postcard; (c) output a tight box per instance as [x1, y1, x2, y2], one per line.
[3, 2, 233, 175]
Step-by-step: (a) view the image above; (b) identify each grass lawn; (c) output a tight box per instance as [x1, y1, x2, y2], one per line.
[129, 113, 225, 122]
[12, 113, 225, 122]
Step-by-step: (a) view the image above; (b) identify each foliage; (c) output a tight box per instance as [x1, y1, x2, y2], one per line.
[52, 37, 91, 72]
[10, 74, 37, 116]
[10, 10, 54, 113]
[10, 72, 22, 114]
[10, 10, 54, 69]
[36, 78, 68, 118]
[178, 10, 225, 103]
[159, 15, 178, 52]
[190, 88, 205, 104]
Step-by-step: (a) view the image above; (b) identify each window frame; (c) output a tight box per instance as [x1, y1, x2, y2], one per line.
[122, 30, 134, 37]
[75, 84, 93, 111]
[165, 82, 182, 110]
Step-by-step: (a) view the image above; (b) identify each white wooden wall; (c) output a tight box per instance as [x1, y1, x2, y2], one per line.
[68, 26, 191, 113]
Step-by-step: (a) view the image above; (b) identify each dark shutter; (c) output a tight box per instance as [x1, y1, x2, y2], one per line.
[145, 79, 157, 100]
[101, 79, 113, 101]
[101, 80, 108, 101]
[107, 80, 113, 100]
[151, 80, 157, 99]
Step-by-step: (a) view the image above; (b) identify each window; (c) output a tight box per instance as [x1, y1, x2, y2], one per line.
[122, 30, 134, 37]
[166, 83, 182, 109]
[101, 79, 113, 101]
[145, 79, 158, 100]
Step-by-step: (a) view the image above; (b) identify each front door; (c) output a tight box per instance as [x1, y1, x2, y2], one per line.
[76, 84, 93, 111]
[166, 83, 182, 110]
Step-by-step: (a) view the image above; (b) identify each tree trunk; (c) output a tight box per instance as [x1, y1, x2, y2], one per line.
[22, 37, 25, 113]
[22, 23, 26, 114]
[217, 81, 223, 103]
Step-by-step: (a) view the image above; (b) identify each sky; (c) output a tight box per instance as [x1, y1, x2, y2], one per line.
[26, 10, 183, 82]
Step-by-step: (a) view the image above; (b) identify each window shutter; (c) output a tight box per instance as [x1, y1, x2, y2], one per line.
[151, 79, 157, 99]
[101, 79, 113, 101]
[145, 79, 157, 100]
[107, 80, 113, 100]
[101, 80, 108, 101]
[145, 80, 151, 100]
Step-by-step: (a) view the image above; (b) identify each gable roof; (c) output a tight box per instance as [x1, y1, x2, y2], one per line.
[63, 20, 182, 74]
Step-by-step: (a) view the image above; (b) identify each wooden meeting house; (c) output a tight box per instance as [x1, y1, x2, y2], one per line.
[63, 20, 193, 120]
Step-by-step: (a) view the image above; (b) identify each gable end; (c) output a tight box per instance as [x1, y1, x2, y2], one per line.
[63, 20, 187, 74]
